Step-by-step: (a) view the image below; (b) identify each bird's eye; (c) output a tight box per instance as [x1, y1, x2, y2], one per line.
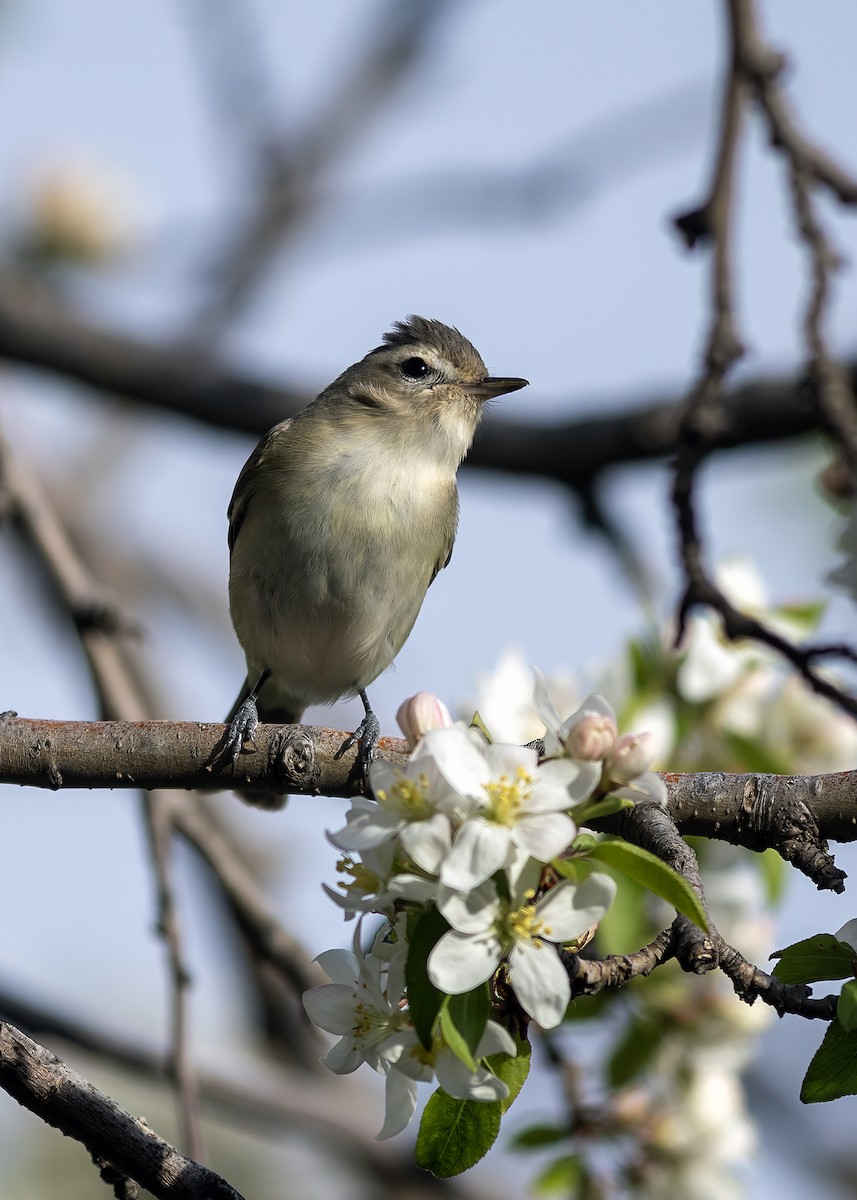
[400, 356, 429, 381]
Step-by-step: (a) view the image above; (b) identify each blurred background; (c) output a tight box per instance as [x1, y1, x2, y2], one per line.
[0, 1, 856, 1196]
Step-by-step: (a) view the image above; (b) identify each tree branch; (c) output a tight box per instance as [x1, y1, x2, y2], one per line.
[670, 0, 857, 724]
[0, 1022, 244, 1200]
[1, 714, 854, 877]
[0, 270, 832, 492]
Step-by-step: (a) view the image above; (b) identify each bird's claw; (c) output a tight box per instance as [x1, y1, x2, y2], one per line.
[336, 710, 381, 783]
[222, 696, 260, 770]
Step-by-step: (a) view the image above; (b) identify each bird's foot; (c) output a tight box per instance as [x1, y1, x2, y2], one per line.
[336, 698, 380, 784]
[221, 696, 261, 770]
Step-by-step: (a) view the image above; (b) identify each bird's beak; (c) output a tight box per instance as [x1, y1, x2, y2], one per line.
[470, 376, 529, 400]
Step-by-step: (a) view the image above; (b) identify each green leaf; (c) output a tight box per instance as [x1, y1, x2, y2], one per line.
[572, 830, 599, 853]
[551, 856, 594, 884]
[406, 907, 449, 1049]
[757, 847, 788, 907]
[572, 793, 635, 824]
[487, 1032, 531, 1113]
[775, 599, 825, 635]
[770, 934, 856, 984]
[839, 980, 857, 1033]
[508, 1122, 569, 1151]
[440, 1004, 477, 1072]
[532, 1154, 584, 1197]
[584, 836, 708, 932]
[469, 711, 493, 743]
[723, 731, 790, 774]
[415, 1090, 502, 1177]
[606, 1012, 665, 1087]
[802, 1021, 857, 1102]
[447, 985, 489, 1057]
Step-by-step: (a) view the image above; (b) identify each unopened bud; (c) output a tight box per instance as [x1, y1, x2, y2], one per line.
[563, 714, 617, 762]
[23, 160, 134, 267]
[396, 691, 453, 747]
[604, 732, 655, 784]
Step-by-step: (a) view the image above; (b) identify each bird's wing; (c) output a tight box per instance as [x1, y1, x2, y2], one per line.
[429, 491, 458, 586]
[227, 419, 294, 554]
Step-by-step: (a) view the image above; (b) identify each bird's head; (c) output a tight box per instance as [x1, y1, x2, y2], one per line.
[324, 315, 528, 465]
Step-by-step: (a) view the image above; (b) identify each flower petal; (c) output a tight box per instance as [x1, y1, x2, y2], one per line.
[377, 1066, 419, 1140]
[536, 873, 617, 942]
[485, 742, 539, 778]
[302, 983, 361, 1035]
[441, 818, 511, 890]
[476, 1020, 517, 1058]
[415, 724, 491, 799]
[428, 929, 503, 994]
[532, 666, 561, 734]
[435, 1048, 509, 1102]
[612, 771, 668, 806]
[328, 807, 402, 852]
[399, 811, 451, 874]
[508, 939, 570, 1028]
[437, 879, 499, 933]
[521, 758, 579, 811]
[313, 949, 358, 986]
[567, 760, 602, 801]
[322, 1034, 368, 1075]
[512, 811, 576, 863]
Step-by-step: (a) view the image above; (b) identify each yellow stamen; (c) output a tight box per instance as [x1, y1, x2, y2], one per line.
[484, 765, 533, 825]
[383, 772, 433, 819]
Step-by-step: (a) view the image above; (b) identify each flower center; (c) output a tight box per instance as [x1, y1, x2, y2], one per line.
[502, 890, 553, 943]
[336, 854, 379, 896]
[375, 773, 433, 819]
[350, 998, 392, 1040]
[484, 766, 533, 825]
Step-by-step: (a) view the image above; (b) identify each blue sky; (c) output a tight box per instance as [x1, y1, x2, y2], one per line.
[0, 1, 856, 1194]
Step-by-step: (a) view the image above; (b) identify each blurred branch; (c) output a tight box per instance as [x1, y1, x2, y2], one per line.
[0, 1022, 243, 1200]
[191, 0, 454, 334]
[0, 431, 322, 1077]
[0, 428, 205, 1157]
[0, 985, 477, 1198]
[261, 79, 710, 259]
[178, 0, 280, 158]
[0, 271, 832, 488]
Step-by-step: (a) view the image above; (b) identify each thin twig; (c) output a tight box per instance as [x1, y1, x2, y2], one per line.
[670, 0, 857, 723]
[142, 790, 204, 1161]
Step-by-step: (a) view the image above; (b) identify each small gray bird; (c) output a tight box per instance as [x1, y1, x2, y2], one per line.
[224, 315, 527, 790]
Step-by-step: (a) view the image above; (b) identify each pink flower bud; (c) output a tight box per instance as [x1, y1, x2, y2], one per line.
[563, 714, 617, 762]
[604, 732, 655, 783]
[396, 691, 453, 747]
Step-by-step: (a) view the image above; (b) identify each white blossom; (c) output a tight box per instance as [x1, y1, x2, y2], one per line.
[302, 939, 407, 1076]
[424, 731, 586, 890]
[428, 872, 616, 1028]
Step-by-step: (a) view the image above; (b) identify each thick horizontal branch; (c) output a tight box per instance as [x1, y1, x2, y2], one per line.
[0, 1021, 243, 1200]
[1, 717, 853, 885]
[0, 713, 407, 796]
[0, 274, 833, 490]
[662, 768, 852, 891]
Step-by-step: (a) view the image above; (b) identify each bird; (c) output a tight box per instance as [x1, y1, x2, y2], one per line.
[223, 315, 528, 797]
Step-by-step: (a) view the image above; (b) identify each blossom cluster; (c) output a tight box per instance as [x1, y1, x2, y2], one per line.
[303, 679, 665, 1139]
